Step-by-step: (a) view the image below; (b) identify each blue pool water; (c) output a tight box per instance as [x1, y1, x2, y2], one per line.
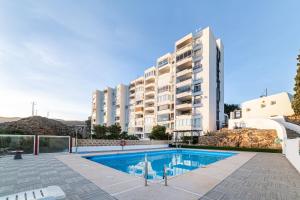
[85, 149, 236, 180]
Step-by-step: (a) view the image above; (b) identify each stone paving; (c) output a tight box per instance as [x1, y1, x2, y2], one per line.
[200, 153, 300, 200]
[0, 154, 115, 200]
[1, 152, 299, 200]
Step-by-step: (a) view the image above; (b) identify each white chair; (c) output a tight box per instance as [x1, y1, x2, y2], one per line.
[0, 186, 65, 200]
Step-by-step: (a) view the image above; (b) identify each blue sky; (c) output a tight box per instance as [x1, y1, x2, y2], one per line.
[0, 0, 299, 120]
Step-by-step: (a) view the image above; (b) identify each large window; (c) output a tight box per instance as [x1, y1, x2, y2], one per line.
[176, 50, 192, 62]
[194, 95, 201, 105]
[158, 104, 169, 111]
[193, 83, 201, 93]
[158, 94, 170, 102]
[157, 114, 170, 122]
[158, 85, 169, 93]
[158, 59, 168, 68]
[194, 60, 202, 70]
[176, 86, 191, 94]
[145, 70, 155, 78]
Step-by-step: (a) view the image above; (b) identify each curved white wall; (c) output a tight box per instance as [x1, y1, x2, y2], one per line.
[285, 138, 300, 173]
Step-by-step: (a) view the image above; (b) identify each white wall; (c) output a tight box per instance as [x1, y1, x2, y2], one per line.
[72, 144, 169, 153]
[285, 138, 300, 173]
[241, 92, 294, 118]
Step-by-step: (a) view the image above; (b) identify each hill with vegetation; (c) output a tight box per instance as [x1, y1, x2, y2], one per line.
[0, 116, 74, 136]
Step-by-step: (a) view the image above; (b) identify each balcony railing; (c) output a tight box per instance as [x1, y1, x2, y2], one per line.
[157, 59, 169, 68]
[176, 88, 191, 94]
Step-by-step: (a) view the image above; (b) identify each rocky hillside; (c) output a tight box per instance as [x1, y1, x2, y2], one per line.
[198, 128, 281, 149]
[285, 115, 300, 126]
[0, 116, 74, 136]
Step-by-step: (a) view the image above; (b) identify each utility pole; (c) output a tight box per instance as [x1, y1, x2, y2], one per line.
[31, 102, 37, 116]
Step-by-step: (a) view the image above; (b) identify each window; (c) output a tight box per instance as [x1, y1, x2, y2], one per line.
[194, 95, 201, 105]
[194, 61, 202, 70]
[246, 108, 251, 112]
[192, 118, 201, 127]
[145, 70, 155, 78]
[158, 104, 169, 111]
[158, 85, 169, 93]
[271, 101, 276, 105]
[158, 94, 170, 102]
[194, 83, 201, 93]
[194, 72, 201, 81]
[157, 114, 169, 122]
[194, 49, 201, 57]
[176, 50, 192, 62]
[158, 59, 168, 68]
[176, 86, 190, 94]
[261, 104, 266, 108]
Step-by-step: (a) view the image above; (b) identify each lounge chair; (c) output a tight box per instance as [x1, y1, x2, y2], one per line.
[0, 185, 65, 200]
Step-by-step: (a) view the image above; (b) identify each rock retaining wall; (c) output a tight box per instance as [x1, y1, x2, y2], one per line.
[198, 128, 281, 149]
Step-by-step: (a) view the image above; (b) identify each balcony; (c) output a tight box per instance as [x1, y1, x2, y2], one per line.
[145, 89, 155, 96]
[176, 103, 192, 110]
[176, 78, 192, 88]
[193, 65, 203, 72]
[145, 80, 155, 87]
[176, 68, 192, 78]
[193, 89, 203, 96]
[176, 56, 192, 67]
[176, 91, 192, 99]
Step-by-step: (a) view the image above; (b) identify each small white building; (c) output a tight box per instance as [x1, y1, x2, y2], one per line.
[241, 92, 294, 118]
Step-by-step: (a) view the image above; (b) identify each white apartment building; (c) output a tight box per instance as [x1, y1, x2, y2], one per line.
[91, 84, 129, 132]
[241, 92, 294, 118]
[174, 27, 224, 134]
[92, 27, 224, 138]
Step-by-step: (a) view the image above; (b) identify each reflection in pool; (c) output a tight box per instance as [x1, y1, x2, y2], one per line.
[85, 149, 236, 180]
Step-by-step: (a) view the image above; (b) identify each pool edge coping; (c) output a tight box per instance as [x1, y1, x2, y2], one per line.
[56, 148, 256, 200]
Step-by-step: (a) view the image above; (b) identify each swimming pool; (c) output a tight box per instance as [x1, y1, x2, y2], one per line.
[85, 149, 236, 180]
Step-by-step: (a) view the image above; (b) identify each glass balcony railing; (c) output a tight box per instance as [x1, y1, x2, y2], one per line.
[157, 59, 168, 68]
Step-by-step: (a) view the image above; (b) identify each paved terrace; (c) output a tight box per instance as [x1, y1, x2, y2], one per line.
[0, 152, 299, 200]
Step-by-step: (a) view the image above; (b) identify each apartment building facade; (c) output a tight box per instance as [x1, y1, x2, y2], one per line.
[91, 84, 129, 132]
[91, 27, 224, 138]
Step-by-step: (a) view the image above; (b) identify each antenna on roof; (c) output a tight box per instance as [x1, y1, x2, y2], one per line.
[31, 101, 37, 116]
[260, 88, 268, 98]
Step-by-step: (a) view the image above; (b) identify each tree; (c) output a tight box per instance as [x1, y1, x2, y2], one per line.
[149, 125, 169, 140]
[224, 103, 240, 116]
[93, 125, 107, 139]
[85, 117, 91, 135]
[107, 124, 122, 135]
[292, 53, 300, 115]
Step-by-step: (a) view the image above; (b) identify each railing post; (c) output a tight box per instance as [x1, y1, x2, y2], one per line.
[69, 136, 72, 153]
[34, 134, 39, 155]
[144, 160, 148, 186]
[164, 165, 167, 186]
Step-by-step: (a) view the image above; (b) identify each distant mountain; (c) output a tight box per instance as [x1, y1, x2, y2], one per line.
[0, 116, 74, 136]
[0, 117, 21, 123]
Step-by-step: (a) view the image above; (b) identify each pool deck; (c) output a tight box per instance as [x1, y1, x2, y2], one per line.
[0, 149, 299, 200]
[56, 148, 255, 200]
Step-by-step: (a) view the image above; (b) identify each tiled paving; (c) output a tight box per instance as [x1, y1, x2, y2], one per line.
[0, 154, 116, 200]
[200, 153, 300, 200]
[1, 152, 299, 200]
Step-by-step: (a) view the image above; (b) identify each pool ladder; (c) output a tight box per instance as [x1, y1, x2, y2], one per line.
[144, 162, 168, 187]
